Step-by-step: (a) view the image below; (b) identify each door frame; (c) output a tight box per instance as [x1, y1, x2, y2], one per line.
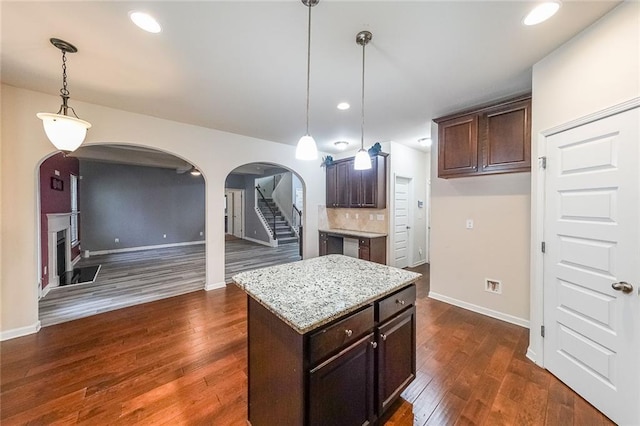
[392, 174, 413, 269]
[529, 97, 640, 367]
[225, 189, 245, 239]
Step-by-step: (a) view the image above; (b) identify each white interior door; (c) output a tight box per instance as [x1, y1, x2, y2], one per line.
[232, 190, 243, 238]
[394, 177, 411, 268]
[543, 107, 639, 425]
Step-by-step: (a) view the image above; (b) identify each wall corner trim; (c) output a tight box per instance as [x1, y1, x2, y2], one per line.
[428, 291, 530, 329]
[205, 281, 226, 291]
[1, 321, 41, 341]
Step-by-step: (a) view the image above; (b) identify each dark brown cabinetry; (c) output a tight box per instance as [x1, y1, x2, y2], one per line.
[247, 284, 416, 426]
[319, 231, 387, 265]
[434, 95, 531, 178]
[326, 154, 387, 208]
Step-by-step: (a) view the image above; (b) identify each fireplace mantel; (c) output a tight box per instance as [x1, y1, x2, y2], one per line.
[47, 213, 73, 288]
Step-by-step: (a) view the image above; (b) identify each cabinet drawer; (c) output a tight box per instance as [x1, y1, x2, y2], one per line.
[309, 306, 374, 365]
[376, 285, 416, 323]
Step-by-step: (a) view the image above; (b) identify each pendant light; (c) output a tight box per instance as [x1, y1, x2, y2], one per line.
[37, 38, 91, 154]
[295, 0, 319, 161]
[354, 31, 372, 171]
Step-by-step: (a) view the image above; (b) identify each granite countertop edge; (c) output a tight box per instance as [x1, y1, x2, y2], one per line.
[234, 255, 422, 335]
[237, 275, 419, 335]
[318, 228, 388, 238]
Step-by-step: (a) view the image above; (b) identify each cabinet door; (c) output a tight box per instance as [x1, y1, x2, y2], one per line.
[309, 333, 376, 426]
[335, 161, 351, 207]
[437, 114, 479, 178]
[358, 240, 371, 261]
[481, 98, 531, 174]
[377, 307, 416, 414]
[326, 164, 338, 207]
[359, 160, 378, 207]
[349, 167, 363, 207]
[319, 232, 328, 256]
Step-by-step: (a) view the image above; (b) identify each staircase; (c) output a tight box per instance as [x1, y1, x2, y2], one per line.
[257, 198, 298, 244]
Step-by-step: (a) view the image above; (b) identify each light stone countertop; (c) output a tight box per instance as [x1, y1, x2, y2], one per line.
[319, 228, 388, 238]
[233, 255, 421, 334]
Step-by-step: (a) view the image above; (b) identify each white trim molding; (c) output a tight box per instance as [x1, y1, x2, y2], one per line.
[88, 240, 205, 256]
[205, 280, 226, 291]
[243, 236, 277, 248]
[429, 291, 530, 329]
[1, 321, 41, 341]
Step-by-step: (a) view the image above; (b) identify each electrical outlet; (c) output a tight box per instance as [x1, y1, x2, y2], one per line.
[376, 214, 384, 221]
[355, 213, 359, 219]
[115, 238, 119, 243]
[369, 214, 374, 220]
[200, 231, 203, 236]
[418, 248, 423, 256]
[346, 213, 350, 219]
[466, 219, 474, 229]
[485, 278, 502, 294]
[44, 266, 47, 275]
[163, 234, 167, 238]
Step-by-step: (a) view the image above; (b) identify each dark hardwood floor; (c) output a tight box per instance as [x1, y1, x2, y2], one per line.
[2, 264, 613, 425]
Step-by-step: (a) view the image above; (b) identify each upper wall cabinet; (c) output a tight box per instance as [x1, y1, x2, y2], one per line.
[434, 95, 531, 178]
[326, 154, 387, 209]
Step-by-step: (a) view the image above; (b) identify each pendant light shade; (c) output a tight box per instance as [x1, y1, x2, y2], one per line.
[354, 30, 372, 171]
[37, 113, 91, 153]
[354, 149, 371, 170]
[296, 134, 318, 160]
[37, 38, 91, 153]
[295, 0, 319, 161]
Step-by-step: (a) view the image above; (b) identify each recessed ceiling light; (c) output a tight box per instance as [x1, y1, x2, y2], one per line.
[337, 102, 350, 110]
[523, 2, 561, 26]
[418, 137, 432, 147]
[129, 11, 162, 33]
[334, 140, 349, 150]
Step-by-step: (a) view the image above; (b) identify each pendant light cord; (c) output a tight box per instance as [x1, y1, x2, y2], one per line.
[361, 41, 365, 150]
[305, 2, 312, 135]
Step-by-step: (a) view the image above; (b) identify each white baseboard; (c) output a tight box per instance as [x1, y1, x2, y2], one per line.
[526, 347, 539, 365]
[1, 321, 41, 341]
[411, 260, 427, 268]
[428, 291, 530, 329]
[243, 236, 276, 248]
[89, 240, 205, 256]
[205, 281, 226, 291]
[41, 284, 52, 298]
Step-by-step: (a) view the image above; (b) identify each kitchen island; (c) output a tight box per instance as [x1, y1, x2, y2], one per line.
[234, 255, 422, 426]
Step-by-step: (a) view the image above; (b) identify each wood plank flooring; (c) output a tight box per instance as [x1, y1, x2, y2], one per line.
[39, 240, 300, 327]
[5, 264, 613, 425]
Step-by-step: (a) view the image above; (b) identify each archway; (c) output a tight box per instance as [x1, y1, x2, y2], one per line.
[37, 143, 207, 326]
[224, 162, 305, 282]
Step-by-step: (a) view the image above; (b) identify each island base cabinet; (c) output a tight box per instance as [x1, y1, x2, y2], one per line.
[309, 333, 376, 426]
[377, 307, 416, 414]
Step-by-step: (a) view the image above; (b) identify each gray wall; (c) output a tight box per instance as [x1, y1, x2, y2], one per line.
[80, 160, 205, 251]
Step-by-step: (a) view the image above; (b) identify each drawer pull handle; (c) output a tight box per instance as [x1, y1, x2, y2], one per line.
[396, 299, 406, 305]
[345, 329, 353, 337]
[370, 341, 377, 349]
[381, 333, 387, 341]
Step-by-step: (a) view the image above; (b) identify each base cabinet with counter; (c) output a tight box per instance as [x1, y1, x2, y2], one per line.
[234, 255, 420, 426]
[248, 285, 416, 426]
[319, 230, 387, 265]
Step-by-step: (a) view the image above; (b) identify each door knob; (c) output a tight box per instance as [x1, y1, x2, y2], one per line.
[406, 226, 411, 229]
[611, 281, 634, 294]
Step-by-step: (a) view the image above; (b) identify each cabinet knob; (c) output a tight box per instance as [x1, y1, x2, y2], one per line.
[344, 329, 353, 337]
[381, 333, 387, 341]
[396, 299, 406, 306]
[370, 341, 377, 349]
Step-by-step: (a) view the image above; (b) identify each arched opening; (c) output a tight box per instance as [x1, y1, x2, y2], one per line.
[224, 162, 304, 282]
[37, 144, 206, 326]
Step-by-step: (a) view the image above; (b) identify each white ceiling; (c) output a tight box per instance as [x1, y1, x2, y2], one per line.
[1, 1, 619, 155]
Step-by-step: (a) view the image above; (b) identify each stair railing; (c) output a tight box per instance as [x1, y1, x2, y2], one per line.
[292, 204, 302, 235]
[256, 186, 277, 239]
